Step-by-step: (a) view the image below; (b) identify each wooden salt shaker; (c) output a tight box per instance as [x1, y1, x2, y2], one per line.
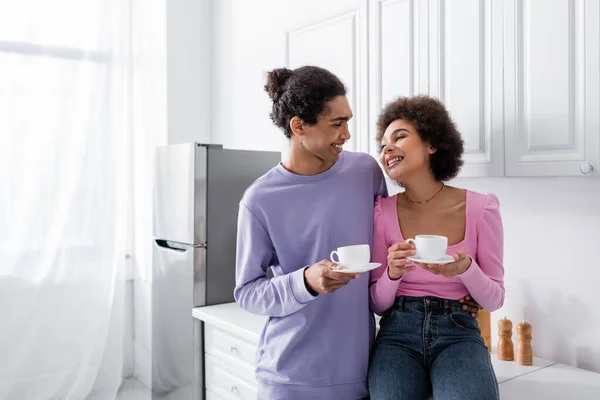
[516, 320, 533, 366]
[476, 309, 492, 353]
[497, 317, 514, 361]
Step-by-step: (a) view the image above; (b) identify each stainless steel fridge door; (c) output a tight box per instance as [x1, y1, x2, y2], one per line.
[152, 238, 206, 400]
[204, 147, 280, 305]
[153, 143, 207, 245]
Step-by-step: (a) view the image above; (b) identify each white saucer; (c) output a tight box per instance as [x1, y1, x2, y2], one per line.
[407, 255, 454, 265]
[335, 262, 381, 274]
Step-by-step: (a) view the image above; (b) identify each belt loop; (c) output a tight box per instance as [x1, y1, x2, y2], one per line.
[444, 299, 449, 315]
[397, 296, 404, 312]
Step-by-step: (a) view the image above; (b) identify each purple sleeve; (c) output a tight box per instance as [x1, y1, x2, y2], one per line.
[375, 163, 388, 198]
[233, 202, 317, 317]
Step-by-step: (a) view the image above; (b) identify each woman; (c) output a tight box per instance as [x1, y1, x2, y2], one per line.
[368, 95, 504, 400]
[234, 66, 387, 400]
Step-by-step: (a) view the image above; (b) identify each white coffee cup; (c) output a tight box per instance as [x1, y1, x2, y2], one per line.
[330, 244, 370, 269]
[405, 235, 448, 261]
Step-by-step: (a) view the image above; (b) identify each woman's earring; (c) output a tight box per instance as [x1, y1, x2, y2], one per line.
[299, 136, 303, 150]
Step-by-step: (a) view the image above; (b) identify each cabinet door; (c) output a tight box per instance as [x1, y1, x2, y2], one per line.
[286, 0, 369, 155]
[439, 0, 504, 177]
[213, 0, 367, 159]
[367, 0, 419, 159]
[430, 0, 504, 177]
[369, 0, 504, 176]
[503, 0, 600, 176]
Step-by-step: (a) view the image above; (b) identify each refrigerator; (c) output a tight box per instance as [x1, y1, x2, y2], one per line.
[151, 143, 280, 399]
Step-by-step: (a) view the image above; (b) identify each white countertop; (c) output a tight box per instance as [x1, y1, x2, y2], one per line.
[500, 363, 600, 399]
[193, 302, 600, 398]
[193, 302, 266, 344]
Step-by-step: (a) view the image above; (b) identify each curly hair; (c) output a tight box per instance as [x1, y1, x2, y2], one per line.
[376, 95, 464, 182]
[264, 66, 346, 138]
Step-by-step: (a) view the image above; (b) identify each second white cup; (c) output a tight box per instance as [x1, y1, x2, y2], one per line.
[406, 235, 448, 261]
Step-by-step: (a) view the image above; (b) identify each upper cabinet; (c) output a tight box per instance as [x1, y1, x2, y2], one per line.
[432, 0, 505, 177]
[211, 0, 367, 158]
[367, 0, 415, 159]
[368, 0, 599, 177]
[503, 0, 599, 176]
[214, 0, 598, 176]
[286, 0, 369, 154]
[369, 0, 504, 176]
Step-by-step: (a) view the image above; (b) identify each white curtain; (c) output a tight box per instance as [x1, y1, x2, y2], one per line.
[0, 0, 165, 398]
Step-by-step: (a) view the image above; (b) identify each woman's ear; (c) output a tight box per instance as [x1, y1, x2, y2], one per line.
[428, 145, 437, 154]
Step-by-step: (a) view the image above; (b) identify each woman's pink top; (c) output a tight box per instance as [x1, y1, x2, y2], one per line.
[369, 190, 505, 315]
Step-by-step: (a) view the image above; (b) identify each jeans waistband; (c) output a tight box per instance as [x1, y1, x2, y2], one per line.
[393, 296, 465, 315]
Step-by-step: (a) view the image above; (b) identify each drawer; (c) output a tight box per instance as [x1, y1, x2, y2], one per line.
[205, 325, 257, 375]
[205, 353, 258, 400]
[206, 388, 226, 400]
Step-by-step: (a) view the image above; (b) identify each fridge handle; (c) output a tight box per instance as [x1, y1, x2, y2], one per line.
[154, 239, 206, 252]
[155, 239, 187, 252]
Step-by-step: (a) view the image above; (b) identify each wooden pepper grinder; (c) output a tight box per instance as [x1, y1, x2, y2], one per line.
[497, 317, 514, 361]
[476, 309, 492, 353]
[516, 320, 533, 366]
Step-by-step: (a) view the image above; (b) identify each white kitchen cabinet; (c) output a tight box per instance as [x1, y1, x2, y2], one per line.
[212, 0, 367, 158]
[367, 0, 416, 159]
[204, 324, 256, 378]
[286, 0, 369, 154]
[195, 312, 263, 399]
[503, 0, 600, 176]
[214, 0, 599, 177]
[369, 0, 505, 176]
[205, 353, 258, 400]
[205, 389, 226, 400]
[438, 0, 505, 177]
[368, 0, 599, 177]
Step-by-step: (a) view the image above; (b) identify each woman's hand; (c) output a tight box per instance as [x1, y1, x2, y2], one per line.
[418, 251, 472, 278]
[387, 242, 417, 280]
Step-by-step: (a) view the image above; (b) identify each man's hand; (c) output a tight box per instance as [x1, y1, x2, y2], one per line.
[304, 260, 359, 294]
[459, 295, 482, 317]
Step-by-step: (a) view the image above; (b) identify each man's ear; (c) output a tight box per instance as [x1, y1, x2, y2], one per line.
[290, 116, 304, 137]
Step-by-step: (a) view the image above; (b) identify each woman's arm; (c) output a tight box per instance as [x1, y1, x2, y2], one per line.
[369, 197, 401, 315]
[457, 193, 505, 311]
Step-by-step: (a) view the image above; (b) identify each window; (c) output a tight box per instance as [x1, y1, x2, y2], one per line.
[0, 1, 131, 276]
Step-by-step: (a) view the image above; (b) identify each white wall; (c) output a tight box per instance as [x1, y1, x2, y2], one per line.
[212, 0, 289, 153]
[451, 177, 600, 373]
[166, 0, 213, 145]
[132, 0, 213, 388]
[128, 0, 169, 388]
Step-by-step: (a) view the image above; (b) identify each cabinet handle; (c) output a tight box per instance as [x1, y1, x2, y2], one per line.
[230, 385, 239, 393]
[580, 163, 593, 174]
[229, 346, 238, 353]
